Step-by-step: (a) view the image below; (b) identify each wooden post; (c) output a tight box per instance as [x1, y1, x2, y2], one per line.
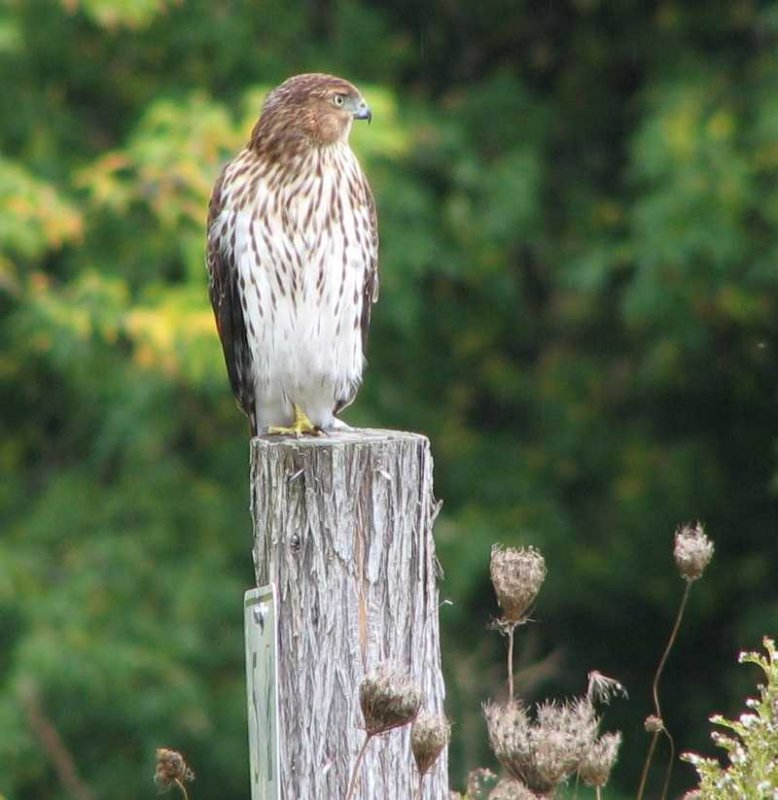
[248, 429, 448, 799]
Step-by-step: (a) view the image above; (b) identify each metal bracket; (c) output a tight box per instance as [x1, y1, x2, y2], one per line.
[244, 585, 281, 800]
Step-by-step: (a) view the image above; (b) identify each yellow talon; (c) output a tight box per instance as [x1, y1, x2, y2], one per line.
[267, 404, 321, 437]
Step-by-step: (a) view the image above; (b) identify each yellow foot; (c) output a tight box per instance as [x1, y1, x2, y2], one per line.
[267, 404, 321, 438]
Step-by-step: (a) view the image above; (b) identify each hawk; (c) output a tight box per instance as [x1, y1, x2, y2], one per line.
[206, 73, 378, 436]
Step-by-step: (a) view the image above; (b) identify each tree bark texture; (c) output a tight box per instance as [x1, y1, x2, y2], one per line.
[250, 429, 448, 799]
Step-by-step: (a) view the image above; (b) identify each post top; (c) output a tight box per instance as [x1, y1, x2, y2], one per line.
[251, 427, 428, 450]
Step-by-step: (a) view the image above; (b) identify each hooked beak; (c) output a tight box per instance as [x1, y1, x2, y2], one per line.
[353, 99, 372, 124]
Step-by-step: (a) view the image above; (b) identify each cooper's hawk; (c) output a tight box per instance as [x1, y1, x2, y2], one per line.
[207, 73, 378, 436]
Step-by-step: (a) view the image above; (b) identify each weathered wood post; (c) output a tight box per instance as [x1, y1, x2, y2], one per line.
[244, 429, 449, 799]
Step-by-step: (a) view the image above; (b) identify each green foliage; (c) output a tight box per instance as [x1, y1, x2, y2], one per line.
[65, 0, 178, 30]
[683, 638, 778, 798]
[0, 155, 82, 268]
[1, 0, 777, 798]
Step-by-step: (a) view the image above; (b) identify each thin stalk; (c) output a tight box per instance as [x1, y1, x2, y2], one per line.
[414, 773, 424, 800]
[659, 728, 676, 800]
[637, 733, 659, 800]
[652, 584, 690, 728]
[507, 626, 515, 701]
[345, 733, 372, 800]
[174, 779, 190, 800]
[636, 582, 691, 800]
[596, 787, 602, 800]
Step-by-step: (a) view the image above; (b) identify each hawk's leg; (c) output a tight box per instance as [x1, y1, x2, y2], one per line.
[267, 403, 321, 438]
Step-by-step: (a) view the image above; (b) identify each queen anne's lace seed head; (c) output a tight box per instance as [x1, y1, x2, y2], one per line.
[484, 698, 601, 793]
[411, 711, 451, 776]
[154, 748, 195, 792]
[579, 731, 621, 787]
[644, 714, 664, 733]
[490, 545, 547, 622]
[359, 663, 421, 736]
[586, 671, 628, 705]
[533, 698, 600, 779]
[465, 767, 498, 798]
[484, 701, 536, 786]
[673, 522, 714, 582]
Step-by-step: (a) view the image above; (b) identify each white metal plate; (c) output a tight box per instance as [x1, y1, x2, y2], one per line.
[244, 585, 281, 800]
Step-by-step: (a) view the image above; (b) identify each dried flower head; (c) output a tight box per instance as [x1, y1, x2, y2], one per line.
[484, 700, 530, 770]
[644, 714, 664, 733]
[412, 711, 451, 776]
[359, 663, 421, 736]
[484, 698, 599, 793]
[579, 731, 622, 787]
[532, 698, 600, 787]
[466, 767, 499, 799]
[587, 671, 628, 705]
[489, 778, 538, 800]
[673, 522, 714, 582]
[490, 545, 547, 622]
[154, 748, 194, 793]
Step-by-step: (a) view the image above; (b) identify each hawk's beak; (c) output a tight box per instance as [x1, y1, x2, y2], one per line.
[353, 99, 372, 124]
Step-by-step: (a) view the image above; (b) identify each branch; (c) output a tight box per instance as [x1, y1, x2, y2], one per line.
[19, 682, 96, 800]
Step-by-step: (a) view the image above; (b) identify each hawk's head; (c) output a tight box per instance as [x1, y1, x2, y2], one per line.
[251, 73, 371, 153]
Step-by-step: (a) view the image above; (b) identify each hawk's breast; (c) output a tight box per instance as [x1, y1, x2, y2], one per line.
[216, 144, 375, 428]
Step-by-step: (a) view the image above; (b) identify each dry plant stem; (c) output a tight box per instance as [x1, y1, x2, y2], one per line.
[174, 778, 190, 800]
[596, 788, 602, 800]
[344, 733, 372, 800]
[507, 626, 516, 701]
[415, 773, 424, 800]
[636, 582, 691, 800]
[20, 687, 96, 800]
[659, 729, 676, 800]
[638, 733, 660, 800]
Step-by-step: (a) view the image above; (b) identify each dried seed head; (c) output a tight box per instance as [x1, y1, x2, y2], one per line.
[490, 545, 547, 622]
[489, 778, 539, 800]
[484, 700, 531, 774]
[412, 711, 451, 776]
[359, 663, 421, 736]
[154, 748, 195, 791]
[673, 522, 714, 582]
[579, 731, 622, 787]
[531, 698, 600, 788]
[586, 671, 628, 705]
[484, 698, 599, 793]
[466, 767, 499, 799]
[644, 714, 664, 733]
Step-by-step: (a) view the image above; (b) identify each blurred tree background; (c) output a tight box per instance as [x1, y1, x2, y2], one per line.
[1, 0, 777, 797]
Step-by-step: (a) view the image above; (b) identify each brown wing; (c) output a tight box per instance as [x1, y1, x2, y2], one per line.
[206, 166, 257, 435]
[358, 172, 379, 356]
[333, 168, 379, 417]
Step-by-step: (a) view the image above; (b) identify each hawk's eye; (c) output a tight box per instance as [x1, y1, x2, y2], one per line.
[333, 94, 346, 108]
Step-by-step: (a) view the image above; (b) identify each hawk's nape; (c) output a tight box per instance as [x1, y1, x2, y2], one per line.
[205, 73, 379, 437]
